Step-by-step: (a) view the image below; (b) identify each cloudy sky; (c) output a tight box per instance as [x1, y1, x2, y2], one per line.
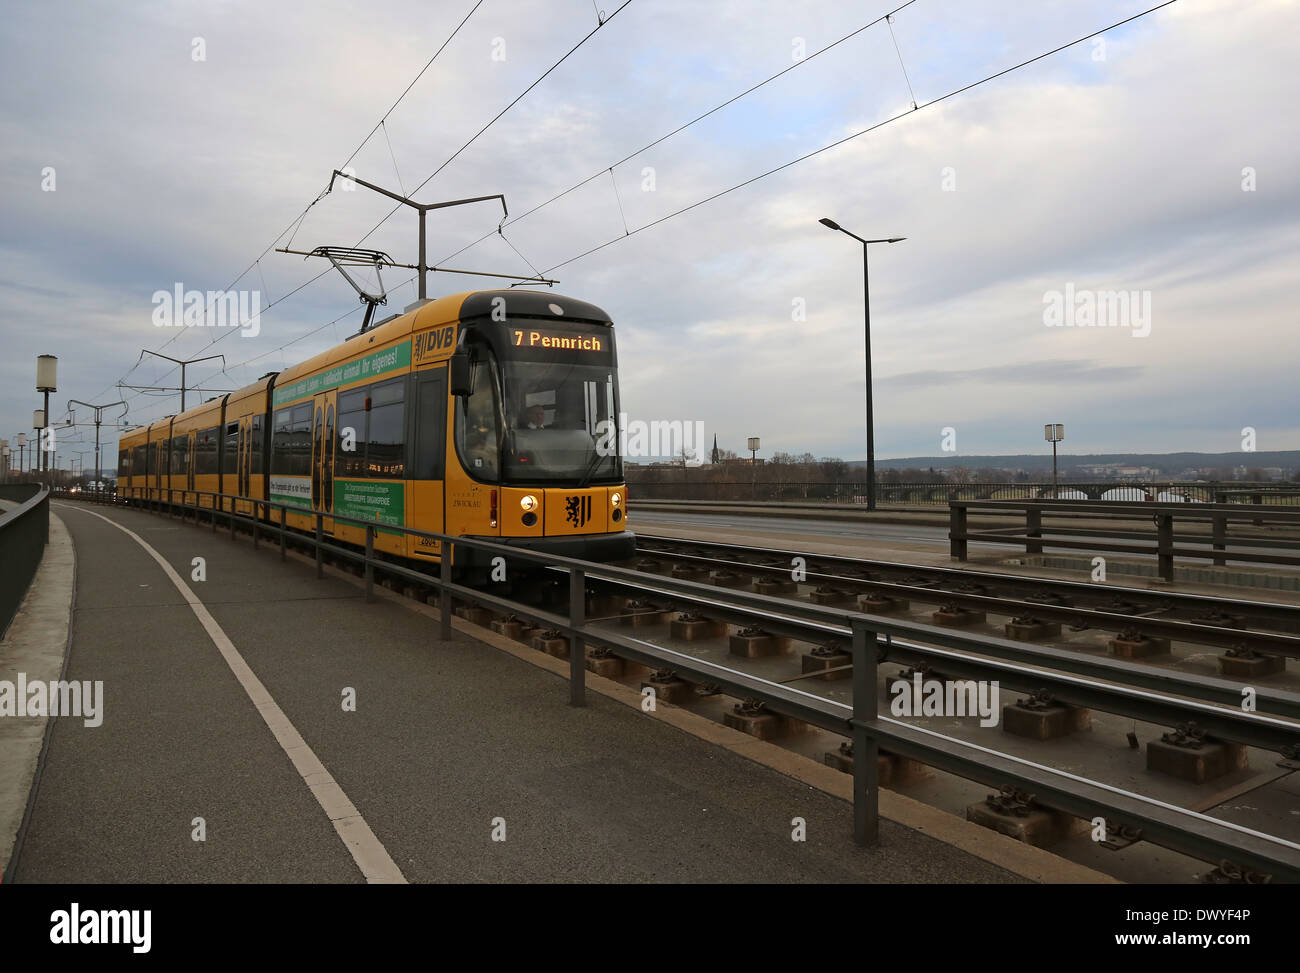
[2, 0, 1296, 473]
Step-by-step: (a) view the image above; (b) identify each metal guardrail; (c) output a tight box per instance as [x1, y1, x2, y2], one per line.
[0, 483, 51, 638]
[626, 478, 1300, 505]
[950, 499, 1300, 581]
[66, 488, 1300, 881]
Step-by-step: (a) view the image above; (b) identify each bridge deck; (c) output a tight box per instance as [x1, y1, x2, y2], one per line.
[4, 501, 1032, 883]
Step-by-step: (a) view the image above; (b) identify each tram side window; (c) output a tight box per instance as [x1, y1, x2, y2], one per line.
[221, 422, 238, 475]
[195, 426, 219, 475]
[291, 404, 312, 476]
[118, 449, 130, 478]
[366, 378, 405, 478]
[170, 435, 189, 476]
[251, 415, 265, 474]
[271, 408, 293, 475]
[336, 389, 366, 478]
[133, 444, 147, 475]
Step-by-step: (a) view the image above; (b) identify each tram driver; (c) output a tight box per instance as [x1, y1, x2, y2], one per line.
[522, 404, 548, 430]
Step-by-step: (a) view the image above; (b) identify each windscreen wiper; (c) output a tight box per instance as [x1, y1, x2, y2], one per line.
[576, 442, 608, 489]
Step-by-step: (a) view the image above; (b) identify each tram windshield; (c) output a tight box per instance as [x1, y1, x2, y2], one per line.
[453, 324, 623, 485]
[500, 359, 620, 484]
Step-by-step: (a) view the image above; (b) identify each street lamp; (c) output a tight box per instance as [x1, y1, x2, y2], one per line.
[1, 440, 8, 482]
[17, 432, 27, 476]
[36, 354, 57, 474]
[1045, 423, 1065, 498]
[747, 437, 761, 500]
[33, 409, 46, 482]
[819, 218, 905, 511]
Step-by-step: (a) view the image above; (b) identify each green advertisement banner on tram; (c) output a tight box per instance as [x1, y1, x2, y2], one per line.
[334, 480, 405, 532]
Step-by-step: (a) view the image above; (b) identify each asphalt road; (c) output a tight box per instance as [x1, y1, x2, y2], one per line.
[10, 501, 1022, 883]
[631, 510, 972, 547]
[629, 509, 1300, 569]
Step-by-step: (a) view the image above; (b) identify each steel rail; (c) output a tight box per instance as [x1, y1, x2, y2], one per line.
[583, 570, 1300, 751]
[635, 533, 1300, 631]
[632, 546, 1300, 657]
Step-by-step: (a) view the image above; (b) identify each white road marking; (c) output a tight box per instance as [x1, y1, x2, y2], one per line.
[65, 504, 407, 884]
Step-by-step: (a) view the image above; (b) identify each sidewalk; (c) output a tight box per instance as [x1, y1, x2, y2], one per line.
[10, 500, 1033, 883]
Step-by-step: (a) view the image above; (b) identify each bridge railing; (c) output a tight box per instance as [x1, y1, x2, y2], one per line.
[625, 478, 1300, 505]
[61, 486, 1300, 881]
[0, 483, 51, 638]
[950, 498, 1300, 581]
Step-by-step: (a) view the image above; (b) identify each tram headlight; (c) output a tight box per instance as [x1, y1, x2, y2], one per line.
[610, 493, 621, 506]
[520, 495, 538, 512]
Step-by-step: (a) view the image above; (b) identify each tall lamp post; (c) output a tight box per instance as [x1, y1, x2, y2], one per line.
[36, 355, 57, 474]
[1, 440, 9, 482]
[1045, 423, 1065, 498]
[17, 433, 27, 476]
[819, 218, 904, 511]
[748, 437, 760, 500]
[33, 409, 46, 484]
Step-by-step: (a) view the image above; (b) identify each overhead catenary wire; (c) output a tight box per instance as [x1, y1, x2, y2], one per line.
[538, 0, 1181, 274]
[86, 1, 1178, 432]
[102, 1, 628, 425]
[349, 0, 636, 252]
[90, 0, 486, 405]
[437, 0, 921, 266]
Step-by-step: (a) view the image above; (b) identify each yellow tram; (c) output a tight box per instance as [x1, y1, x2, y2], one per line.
[118, 290, 634, 566]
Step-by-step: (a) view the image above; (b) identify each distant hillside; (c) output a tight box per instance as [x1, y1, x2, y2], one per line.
[849, 451, 1300, 474]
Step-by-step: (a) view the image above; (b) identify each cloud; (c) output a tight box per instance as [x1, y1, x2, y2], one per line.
[1, 0, 1296, 465]
[879, 359, 1144, 389]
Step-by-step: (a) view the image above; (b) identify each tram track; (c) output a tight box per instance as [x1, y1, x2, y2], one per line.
[631, 534, 1300, 664]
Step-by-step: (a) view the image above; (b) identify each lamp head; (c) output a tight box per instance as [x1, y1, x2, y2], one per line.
[818, 218, 841, 231]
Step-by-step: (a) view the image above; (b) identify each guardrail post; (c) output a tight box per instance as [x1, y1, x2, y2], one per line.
[1025, 507, 1042, 556]
[211, 497, 217, 533]
[439, 543, 452, 640]
[569, 567, 586, 706]
[949, 504, 968, 561]
[229, 501, 236, 540]
[364, 526, 375, 602]
[252, 502, 259, 550]
[850, 618, 879, 846]
[315, 513, 324, 579]
[1212, 512, 1226, 567]
[1157, 513, 1174, 582]
[279, 506, 286, 561]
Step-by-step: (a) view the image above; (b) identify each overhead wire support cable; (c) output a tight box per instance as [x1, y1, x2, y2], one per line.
[336, 0, 485, 173]
[887, 13, 918, 109]
[609, 168, 630, 236]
